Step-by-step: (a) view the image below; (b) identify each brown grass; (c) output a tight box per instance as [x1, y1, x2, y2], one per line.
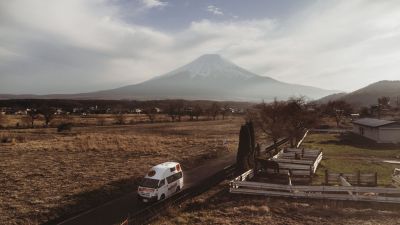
[0, 117, 243, 225]
[1, 114, 208, 128]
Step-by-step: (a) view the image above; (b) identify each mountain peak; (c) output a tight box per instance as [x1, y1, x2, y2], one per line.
[195, 54, 224, 61]
[157, 54, 259, 80]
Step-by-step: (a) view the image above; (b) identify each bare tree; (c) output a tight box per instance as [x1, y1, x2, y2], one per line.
[143, 107, 157, 123]
[283, 98, 318, 147]
[377, 96, 391, 118]
[208, 102, 220, 120]
[166, 103, 177, 121]
[253, 99, 287, 151]
[192, 104, 203, 121]
[114, 113, 126, 125]
[166, 100, 184, 122]
[378, 96, 390, 107]
[249, 98, 319, 149]
[176, 100, 185, 122]
[221, 104, 230, 120]
[360, 107, 371, 117]
[324, 100, 353, 128]
[39, 106, 56, 127]
[26, 109, 39, 128]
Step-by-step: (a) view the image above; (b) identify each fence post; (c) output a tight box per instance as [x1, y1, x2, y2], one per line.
[325, 169, 329, 185]
[357, 170, 361, 186]
[309, 165, 313, 184]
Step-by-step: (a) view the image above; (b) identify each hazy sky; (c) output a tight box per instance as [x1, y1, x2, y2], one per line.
[1, 0, 400, 94]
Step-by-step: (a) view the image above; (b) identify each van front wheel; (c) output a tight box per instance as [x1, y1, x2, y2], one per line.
[160, 194, 165, 200]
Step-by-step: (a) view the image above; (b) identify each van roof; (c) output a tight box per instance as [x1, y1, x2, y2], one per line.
[144, 162, 181, 180]
[153, 162, 179, 169]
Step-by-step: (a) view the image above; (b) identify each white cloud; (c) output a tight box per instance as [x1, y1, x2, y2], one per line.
[207, 5, 223, 16]
[0, 0, 173, 93]
[1, 0, 400, 94]
[141, 0, 167, 9]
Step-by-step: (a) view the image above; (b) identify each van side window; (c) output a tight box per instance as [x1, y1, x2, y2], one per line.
[166, 175, 174, 183]
[158, 179, 165, 187]
[166, 172, 183, 184]
[175, 171, 182, 180]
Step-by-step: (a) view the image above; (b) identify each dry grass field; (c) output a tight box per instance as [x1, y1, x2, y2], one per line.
[0, 117, 243, 225]
[155, 182, 400, 225]
[1, 114, 173, 128]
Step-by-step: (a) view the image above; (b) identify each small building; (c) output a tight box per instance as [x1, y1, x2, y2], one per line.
[352, 118, 400, 144]
[134, 108, 142, 114]
[153, 107, 161, 113]
[350, 113, 360, 120]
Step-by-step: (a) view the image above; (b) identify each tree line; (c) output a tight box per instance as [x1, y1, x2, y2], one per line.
[0, 100, 247, 128]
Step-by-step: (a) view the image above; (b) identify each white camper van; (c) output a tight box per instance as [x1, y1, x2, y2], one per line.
[137, 162, 184, 202]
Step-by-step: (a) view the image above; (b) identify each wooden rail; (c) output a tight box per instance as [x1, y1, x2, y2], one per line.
[233, 169, 254, 182]
[325, 170, 378, 186]
[392, 169, 400, 188]
[258, 138, 289, 158]
[296, 130, 309, 148]
[229, 171, 400, 204]
[268, 148, 323, 178]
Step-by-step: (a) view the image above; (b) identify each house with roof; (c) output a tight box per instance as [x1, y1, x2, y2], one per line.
[352, 118, 400, 144]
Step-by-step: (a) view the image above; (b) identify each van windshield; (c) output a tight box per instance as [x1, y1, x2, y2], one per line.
[140, 178, 159, 188]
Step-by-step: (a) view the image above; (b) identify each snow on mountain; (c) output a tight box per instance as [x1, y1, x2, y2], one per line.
[158, 54, 257, 80]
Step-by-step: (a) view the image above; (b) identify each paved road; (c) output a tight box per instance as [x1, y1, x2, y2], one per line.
[56, 153, 236, 225]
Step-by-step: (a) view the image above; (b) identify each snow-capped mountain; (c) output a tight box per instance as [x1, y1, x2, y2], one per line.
[155, 54, 256, 80]
[0, 54, 338, 101]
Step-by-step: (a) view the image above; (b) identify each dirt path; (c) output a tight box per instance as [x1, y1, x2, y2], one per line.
[55, 153, 236, 225]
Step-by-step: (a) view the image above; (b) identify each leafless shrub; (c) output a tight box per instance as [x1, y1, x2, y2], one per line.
[114, 113, 126, 125]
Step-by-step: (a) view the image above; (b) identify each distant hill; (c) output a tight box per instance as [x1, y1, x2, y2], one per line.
[317, 80, 400, 107]
[316, 92, 347, 104]
[0, 54, 338, 102]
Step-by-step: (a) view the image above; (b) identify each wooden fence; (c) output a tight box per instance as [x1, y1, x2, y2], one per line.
[325, 170, 378, 187]
[258, 138, 289, 158]
[296, 130, 309, 148]
[230, 170, 400, 204]
[266, 148, 323, 178]
[392, 169, 400, 188]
